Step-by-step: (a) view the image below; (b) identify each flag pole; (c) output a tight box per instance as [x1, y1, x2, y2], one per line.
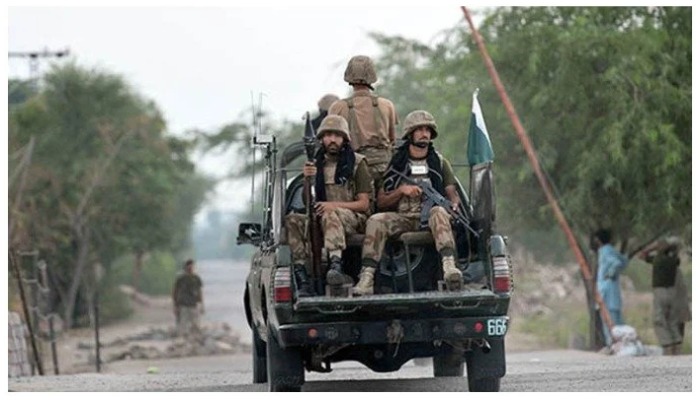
[460, 6, 614, 334]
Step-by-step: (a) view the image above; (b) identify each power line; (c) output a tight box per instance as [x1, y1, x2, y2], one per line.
[8, 47, 71, 88]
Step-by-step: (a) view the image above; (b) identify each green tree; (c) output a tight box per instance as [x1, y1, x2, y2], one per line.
[8, 63, 212, 327]
[371, 6, 691, 256]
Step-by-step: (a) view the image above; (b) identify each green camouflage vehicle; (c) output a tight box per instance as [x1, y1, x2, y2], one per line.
[238, 132, 513, 392]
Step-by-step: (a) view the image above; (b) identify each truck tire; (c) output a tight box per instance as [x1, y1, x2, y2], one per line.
[432, 350, 465, 377]
[468, 376, 500, 392]
[266, 326, 304, 391]
[252, 329, 267, 383]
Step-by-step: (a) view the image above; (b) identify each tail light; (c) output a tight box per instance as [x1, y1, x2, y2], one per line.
[273, 267, 292, 303]
[491, 256, 512, 294]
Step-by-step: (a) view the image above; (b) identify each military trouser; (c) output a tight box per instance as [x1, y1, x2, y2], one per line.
[653, 287, 683, 347]
[176, 306, 201, 338]
[361, 207, 456, 266]
[285, 208, 367, 272]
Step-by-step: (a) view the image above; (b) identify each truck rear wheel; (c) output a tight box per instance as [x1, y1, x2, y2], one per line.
[468, 376, 501, 392]
[432, 350, 465, 377]
[252, 329, 267, 383]
[266, 326, 304, 391]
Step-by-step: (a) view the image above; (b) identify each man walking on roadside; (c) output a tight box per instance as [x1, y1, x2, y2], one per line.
[172, 259, 204, 338]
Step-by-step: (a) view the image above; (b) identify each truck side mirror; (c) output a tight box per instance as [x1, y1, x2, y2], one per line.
[237, 223, 262, 246]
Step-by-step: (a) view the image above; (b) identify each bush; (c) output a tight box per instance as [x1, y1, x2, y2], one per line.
[105, 251, 180, 296]
[98, 284, 133, 324]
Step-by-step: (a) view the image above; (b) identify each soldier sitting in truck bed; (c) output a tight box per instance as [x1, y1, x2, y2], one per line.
[285, 115, 373, 296]
[353, 110, 464, 296]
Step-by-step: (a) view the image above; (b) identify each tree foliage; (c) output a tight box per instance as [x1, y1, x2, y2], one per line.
[8, 63, 212, 327]
[371, 6, 691, 259]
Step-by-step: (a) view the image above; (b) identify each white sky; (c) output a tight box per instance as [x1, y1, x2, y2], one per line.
[4, 2, 696, 219]
[8, 6, 470, 133]
[7, 4, 479, 215]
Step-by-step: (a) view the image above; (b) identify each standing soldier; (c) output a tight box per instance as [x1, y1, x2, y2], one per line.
[638, 237, 689, 355]
[354, 110, 463, 296]
[328, 55, 399, 200]
[285, 115, 373, 296]
[172, 259, 204, 337]
[311, 93, 340, 132]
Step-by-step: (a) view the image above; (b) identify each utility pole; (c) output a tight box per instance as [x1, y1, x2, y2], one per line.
[8, 47, 70, 89]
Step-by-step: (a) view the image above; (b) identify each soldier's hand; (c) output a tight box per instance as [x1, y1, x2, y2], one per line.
[303, 161, 316, 177]
[400, 185, 422, 198]
[451, 202, 459, 212]
[314, 201, 337, 216]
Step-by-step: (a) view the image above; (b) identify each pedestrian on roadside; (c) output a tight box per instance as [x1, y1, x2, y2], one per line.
[172, 259, 204, 338]
[593, 228, 629, 346]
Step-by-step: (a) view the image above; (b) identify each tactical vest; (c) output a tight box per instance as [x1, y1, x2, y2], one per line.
[323, 153, 368, 210]
[397, 155, 445, 214]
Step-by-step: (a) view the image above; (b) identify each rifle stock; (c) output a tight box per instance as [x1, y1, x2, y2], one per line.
[303, 113, 324, 293]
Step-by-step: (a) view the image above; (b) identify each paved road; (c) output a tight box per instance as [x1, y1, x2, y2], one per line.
[7, 259, 693, 391]
[8, 350, 692, 391]
[195, 258, 250, 344]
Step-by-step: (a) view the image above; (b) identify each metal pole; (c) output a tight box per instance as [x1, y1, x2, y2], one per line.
[48, 315, 59, 375]
[94, 291, 101, 373]
[9, 250, 44, 375]
[38, 260, 60, 375]
[460, 6, 614, 331]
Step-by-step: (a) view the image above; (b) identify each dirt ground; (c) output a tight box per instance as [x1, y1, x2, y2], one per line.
[40, 291, 548, 376]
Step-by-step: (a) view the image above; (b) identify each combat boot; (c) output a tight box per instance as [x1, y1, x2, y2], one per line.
[353, 267, 375, 296]
[326, 256, 345, 286]
[662, 345, 673, 356]
[442, 256, 463, 291]
[672, 343, 682, 355]
[293, 264, 314, 297]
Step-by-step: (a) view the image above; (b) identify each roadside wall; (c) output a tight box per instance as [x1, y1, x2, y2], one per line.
[8, 311, 32, 377]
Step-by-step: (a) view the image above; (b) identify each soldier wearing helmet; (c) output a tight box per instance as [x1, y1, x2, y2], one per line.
[328, 55, 399, 201]
[353, 110, 464, 296]
[285, 115, 373, 296]
[311, 93, 340, 132]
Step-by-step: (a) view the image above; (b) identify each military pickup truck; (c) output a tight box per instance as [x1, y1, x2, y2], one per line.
[237, 136, 513, 392]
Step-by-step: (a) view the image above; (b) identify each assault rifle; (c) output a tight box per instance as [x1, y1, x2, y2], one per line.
[388, 167, 479, 238]
[626, 229, 671, 260]
[303, 112, 324, 293]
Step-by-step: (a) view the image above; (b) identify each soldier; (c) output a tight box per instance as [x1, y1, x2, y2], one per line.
[638, 237, 688, 355]
[172, 259, 204, 337]
[328, 55, 399, 198]
[285, 115, 373, 296]
[354, 110, 463, 296]
[311, 93, 340, 132]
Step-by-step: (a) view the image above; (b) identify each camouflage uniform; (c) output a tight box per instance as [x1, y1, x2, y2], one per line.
[285, 115, 373, 276]
[355, 110, 463, 295]
[361, 158, 458, 266]
[328, 55, 399, 193]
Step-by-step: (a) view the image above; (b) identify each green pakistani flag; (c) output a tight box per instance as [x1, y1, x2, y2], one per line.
[467, 90, 494, 166]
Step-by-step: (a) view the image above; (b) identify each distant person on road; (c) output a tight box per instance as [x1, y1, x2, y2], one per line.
[172, 259, 204, 337]
[593, 229, 629, 346]
[638, 237, 690, 355]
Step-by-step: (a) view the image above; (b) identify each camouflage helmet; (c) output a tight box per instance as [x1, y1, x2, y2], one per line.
[344, 55, 377, 89]
[402, 110, 438, 140]
[317, 114, 350, 142]
[317, 93, 339, 111]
